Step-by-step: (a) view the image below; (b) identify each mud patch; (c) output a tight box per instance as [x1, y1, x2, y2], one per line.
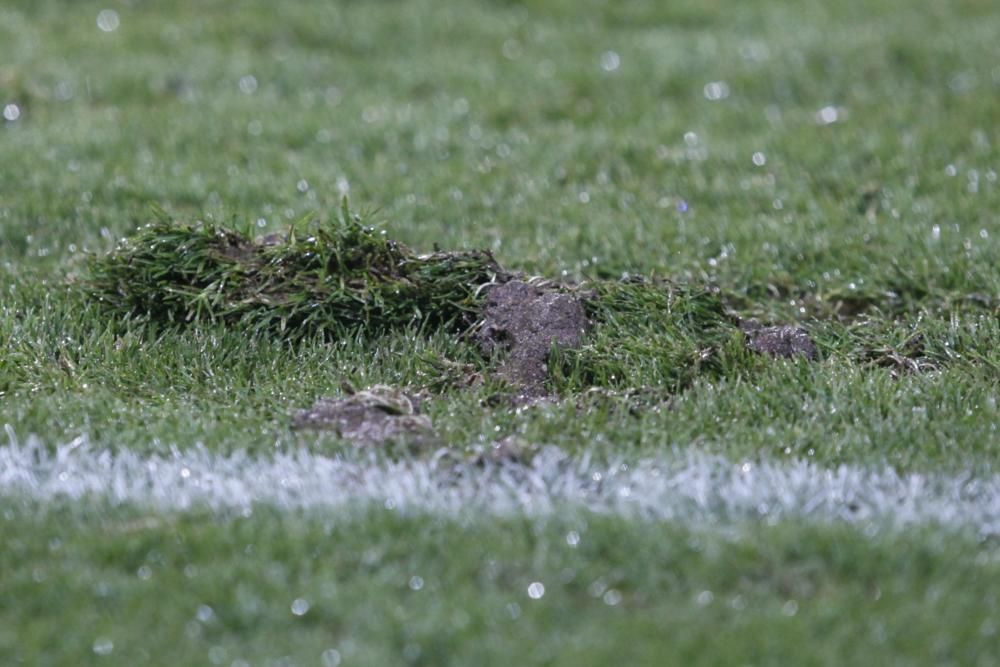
[475, 281, 590, 397]
[292, 385, 437, 449]
[740, 320, 818, 361]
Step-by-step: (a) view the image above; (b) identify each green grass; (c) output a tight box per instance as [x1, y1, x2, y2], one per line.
[2, 0, 1000, 663]
[85, 205, 505, 337]
[3, 504, 1000, 666]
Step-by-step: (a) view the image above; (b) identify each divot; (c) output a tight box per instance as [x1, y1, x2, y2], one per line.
[740, 319, 818, 360]
[475, 280, 590, 397]
[291, 384, 437, 449]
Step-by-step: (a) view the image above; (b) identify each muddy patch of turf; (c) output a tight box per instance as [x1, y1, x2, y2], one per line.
[291, 384, 437, 449]
[89, 209, 976, 406]
[475, 280, 590, 398]
[86, 211, 740, 398]
[739, 320, 819, 361]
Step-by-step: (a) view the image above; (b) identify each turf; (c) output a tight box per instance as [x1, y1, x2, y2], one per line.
[2, 0, 1000, 664]
[3, 504, 1000, 667]
[85, 204, 506, 337]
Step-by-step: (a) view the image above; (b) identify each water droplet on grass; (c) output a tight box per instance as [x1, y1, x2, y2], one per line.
[409, 575, 424, 591]
[196, 604, 216, 623]
[2, 104, 20, 122]
[752, 152, 767, 166]
[321, 649, 342, 667]
[291, 598, 310, 616]
[815, 105, 841, 125]
[600, 50, 621, 72]
[96, 9, 120, 32]
[93, 638, 114, 655]
[238, 75, 258, 95]
[703, 81, 730, 101]
[527, 582, 545, 599]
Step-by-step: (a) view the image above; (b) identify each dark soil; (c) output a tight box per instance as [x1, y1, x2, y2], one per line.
[475, 280, 590, 397]
[291, 385, 437, 448]
[740, 320, 818, 361]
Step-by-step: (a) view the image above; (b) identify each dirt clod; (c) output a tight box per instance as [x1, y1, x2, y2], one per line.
[741, 320, 818, 360]
[291, 385, 437, 449]
[475, 280, 590, 396]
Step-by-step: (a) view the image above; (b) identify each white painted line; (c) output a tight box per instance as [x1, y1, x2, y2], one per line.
[2, 428, 999, 536]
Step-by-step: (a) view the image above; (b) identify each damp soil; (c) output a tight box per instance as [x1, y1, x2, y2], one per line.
[740, 320, 819, 361]
[474, 280, 591, 398]
[291, 385, 437, 449]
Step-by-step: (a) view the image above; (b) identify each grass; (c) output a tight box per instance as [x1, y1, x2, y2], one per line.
[2, 0, 1000, 663]
[3, 504, 1000, 666]
[85, 203, 504, 338]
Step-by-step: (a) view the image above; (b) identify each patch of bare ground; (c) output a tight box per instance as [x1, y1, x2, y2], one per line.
[474, 280, 590, 399]
[291, 384, 438, 450]
[739, 319, 819, 361]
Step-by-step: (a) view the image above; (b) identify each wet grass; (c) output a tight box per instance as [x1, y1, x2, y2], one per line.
[554, 280, 739, 392]
[3, 503, 1000, 666]
[2, 0, 1000, 663]
[86, 204, 505, 338]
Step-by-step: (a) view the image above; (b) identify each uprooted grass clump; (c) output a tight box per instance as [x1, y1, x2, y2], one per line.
[87, 204, 507, 338]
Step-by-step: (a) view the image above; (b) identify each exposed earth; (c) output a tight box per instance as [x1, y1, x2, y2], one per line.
[474, 280, 590, 398]
[291, 384, 437, 449]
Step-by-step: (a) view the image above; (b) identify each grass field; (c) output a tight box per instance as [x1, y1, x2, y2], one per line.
[2, 0, 1000, 664]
